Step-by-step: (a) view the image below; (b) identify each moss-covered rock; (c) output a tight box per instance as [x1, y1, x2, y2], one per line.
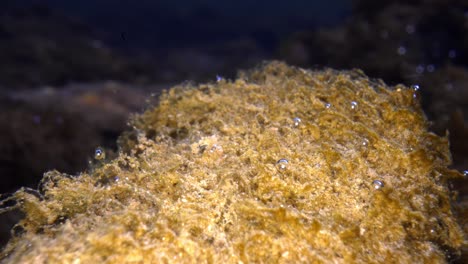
[1, 62, 465, 263]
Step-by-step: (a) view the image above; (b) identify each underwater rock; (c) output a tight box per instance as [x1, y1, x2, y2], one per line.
[0, 81, 152, 195]
[1, 62, 465, 263]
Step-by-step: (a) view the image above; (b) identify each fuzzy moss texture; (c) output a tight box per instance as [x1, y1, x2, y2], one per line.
[1, 62, 465, 263]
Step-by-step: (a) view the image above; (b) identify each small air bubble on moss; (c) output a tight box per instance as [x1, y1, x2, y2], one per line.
[362, 138, 369, 147]
[372, 180, 384, 190]
[293, 117, 302, 127]
[276, 158, 289, 170]
[411, 84, 420, 99]
[94, 147, 105, 160]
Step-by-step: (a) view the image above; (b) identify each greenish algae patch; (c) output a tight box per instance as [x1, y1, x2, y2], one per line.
[1, 62, 465, 263]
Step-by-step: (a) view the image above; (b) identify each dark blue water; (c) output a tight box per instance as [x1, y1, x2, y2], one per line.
[5, 0, 350, 51]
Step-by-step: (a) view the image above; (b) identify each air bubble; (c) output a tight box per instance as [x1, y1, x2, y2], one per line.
[350, 101, 358, 110]
[293, 117, 302, 127]
[372, 180, 384, 190]
[426, 64, 435, 73]
[362, 138, 369, 147]
[397, 46, 406, 55]
[415, 65, 425, 74]
[216, 75, 223, 82]
[325, 103, 331, 109]
[94, 147, 106, 160]
[463, 170, 468, 177]
[411, 84, 420, 99]
[276, 159, 289, 170]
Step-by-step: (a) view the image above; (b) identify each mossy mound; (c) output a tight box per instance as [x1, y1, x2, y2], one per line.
[1, 62, 465, 263]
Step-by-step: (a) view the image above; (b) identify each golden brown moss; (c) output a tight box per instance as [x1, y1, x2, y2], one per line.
[1, 62, 465, 263]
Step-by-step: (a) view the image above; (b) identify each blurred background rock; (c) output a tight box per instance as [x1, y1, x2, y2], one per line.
[0, 0, 467, 261]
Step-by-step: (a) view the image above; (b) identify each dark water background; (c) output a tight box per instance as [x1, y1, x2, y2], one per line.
[6, 0, 348, 49]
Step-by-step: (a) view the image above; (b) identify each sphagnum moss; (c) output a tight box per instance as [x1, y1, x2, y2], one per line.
[1, 61, 465, 263]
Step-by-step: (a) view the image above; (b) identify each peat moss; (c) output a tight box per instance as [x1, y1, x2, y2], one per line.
[1, 62, 465, 263]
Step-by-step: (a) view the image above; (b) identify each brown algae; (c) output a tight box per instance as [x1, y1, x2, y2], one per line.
[1, 62, 465, 263]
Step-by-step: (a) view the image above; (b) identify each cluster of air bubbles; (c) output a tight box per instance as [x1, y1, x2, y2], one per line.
[372, 180, 384, 190]
[415, 64, 436, 74]
[411, 84, 420, 99]
[293, 117, 302, 127]
[324, 103, 331, 109]
[397, 46, 407, 56]
[276, 158, 289, 170]
[94, 147, 106, 160]
[350, 101, 358, 110]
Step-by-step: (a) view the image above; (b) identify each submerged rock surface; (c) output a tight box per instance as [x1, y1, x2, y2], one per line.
[1, 62, 465, 263]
